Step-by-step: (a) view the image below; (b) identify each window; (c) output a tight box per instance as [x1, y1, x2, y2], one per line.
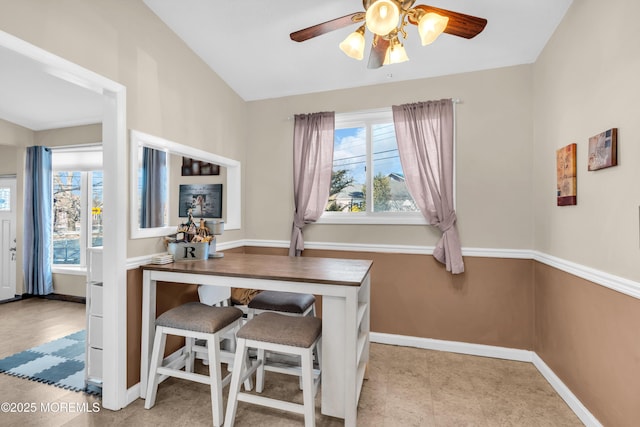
[321, 109, 424, 224]
[53, 171, 103, 265]
[51, 145, 103, 269]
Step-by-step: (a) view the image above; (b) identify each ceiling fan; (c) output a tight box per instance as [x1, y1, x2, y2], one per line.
[290, 0, 487, 68]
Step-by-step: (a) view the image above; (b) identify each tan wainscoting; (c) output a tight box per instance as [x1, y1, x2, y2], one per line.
[534, 262, 640, 427]
[126, 247, 640, 426]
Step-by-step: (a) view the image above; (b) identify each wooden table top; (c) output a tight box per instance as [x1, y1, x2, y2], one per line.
[142, 252, 373, 286]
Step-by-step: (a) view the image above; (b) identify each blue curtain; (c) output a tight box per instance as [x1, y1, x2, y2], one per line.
[139, 147, 167, 228]
[23, 146, 53, 295]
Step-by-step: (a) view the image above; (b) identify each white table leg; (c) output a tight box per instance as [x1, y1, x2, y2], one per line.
[140, 271, 156, 399]
[321, 289, 359, 427]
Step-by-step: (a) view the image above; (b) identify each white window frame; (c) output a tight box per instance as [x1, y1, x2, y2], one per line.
[318, 108, 428, 225]
[51, 145, 103, 275]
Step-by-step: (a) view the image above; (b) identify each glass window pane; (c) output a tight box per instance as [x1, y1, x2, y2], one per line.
[91, 171, 103, 247]
[0, 187, 10, 211]
[53, 172, 81, 264]
[328, 127, 366, 212]
[371, 123, 418, 212]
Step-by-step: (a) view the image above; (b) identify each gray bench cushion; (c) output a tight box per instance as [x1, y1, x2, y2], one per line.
[238, 312, 321, 348]
[247, 291, 315, 314]
[156, 302, 242, 333]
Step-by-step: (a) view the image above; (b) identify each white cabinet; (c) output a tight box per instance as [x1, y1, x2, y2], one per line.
[85, 247, 103, 390]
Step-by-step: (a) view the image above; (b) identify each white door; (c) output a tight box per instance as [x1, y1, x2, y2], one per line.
[0, 177, 17, 301]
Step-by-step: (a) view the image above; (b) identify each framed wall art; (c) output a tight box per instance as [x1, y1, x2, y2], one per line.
[181, 157, 220, 176]
[587, 128, 617, 171]
[556, 143, 577, 206]
[178, 183, 223, 218]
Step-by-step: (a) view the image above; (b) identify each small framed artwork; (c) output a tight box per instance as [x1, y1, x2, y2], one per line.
[588, 128, 617, 171]
[556, 143, 577, 206]
[178, 184, 223, 218]
[181, 157, 220, 176]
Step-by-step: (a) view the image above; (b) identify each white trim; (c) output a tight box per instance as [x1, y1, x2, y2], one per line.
[129, 129, 242, 238]
[370, 332, 533, 362]
[532, 353, 603, 427]
[239, 239, 536, 258]
[370, 332, 602, 426]
[128, 240, 640, 299]
[462, 247, 533, 259]
[316, 212, 428, 225]
[51, 266, 87, 276]
[533, 251, 640, 300]
[232, 240, 640, 299]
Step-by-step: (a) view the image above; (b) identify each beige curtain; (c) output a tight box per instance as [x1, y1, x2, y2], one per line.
[392, 99, 464, 273]
[289, 112, 335, 256]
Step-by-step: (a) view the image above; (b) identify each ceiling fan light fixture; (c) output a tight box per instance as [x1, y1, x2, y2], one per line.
[418, 12, 449, 45]
[383, 37, 409, 65]
[365, 0, 400, 36]
[339, 25, 366, 60]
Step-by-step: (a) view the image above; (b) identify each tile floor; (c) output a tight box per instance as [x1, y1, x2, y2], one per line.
[0, 298, 583, 426]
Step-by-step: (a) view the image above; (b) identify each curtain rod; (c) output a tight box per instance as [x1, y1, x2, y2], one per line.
[287, 98, 461, 120]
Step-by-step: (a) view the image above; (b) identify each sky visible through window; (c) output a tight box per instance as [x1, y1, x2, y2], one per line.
[331, 122, 418, 213]
[333, 123, 403, 183]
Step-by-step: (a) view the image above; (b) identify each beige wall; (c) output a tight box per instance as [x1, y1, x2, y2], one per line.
[0, 119, 30, 295]
[34, 123, 102, 147]
[3, 1, 640, 424]
[246, 65, 534, 250]
[0, 118, 33, 148]
[531, 1, 640, 425]
[0, 0, 249, 259]
[0, 145, 18, 175]
[532, 0, 640, 282]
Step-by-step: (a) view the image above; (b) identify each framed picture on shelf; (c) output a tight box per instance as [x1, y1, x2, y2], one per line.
[181, 157, 220, 176]
[178, 184, 223, 218]
[587, 128, 617, 171]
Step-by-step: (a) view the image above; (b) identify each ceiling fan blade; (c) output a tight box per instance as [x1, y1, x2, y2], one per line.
[408, 5, 487, 39]
[367, 36, 390, 69]
[290, 12, 365, 42]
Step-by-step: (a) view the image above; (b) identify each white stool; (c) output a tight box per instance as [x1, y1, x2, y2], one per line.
[144, 302, 248, 427]
[224, 312, 322, 427]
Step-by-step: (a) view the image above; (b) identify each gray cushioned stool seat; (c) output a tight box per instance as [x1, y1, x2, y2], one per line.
[247, 291, 315, 314]
[156, 301, 243, 333]
[238, 312, 321, 348]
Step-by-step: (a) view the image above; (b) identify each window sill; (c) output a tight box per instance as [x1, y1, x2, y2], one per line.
[51, 265, 87, 276]
[316, 212, 428, 225]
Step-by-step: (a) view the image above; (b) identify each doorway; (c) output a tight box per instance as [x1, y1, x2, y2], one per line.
[0, 176, 17, 301]
[0, 30, 127, 410]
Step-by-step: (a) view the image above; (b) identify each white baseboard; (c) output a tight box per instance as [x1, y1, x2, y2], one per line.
[370, 332, 601, 426]
[532, 354, 602, 427]
[370, 332, 534, 362]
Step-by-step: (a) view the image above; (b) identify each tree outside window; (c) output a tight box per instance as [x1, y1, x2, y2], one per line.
[325, 112, 418, 215]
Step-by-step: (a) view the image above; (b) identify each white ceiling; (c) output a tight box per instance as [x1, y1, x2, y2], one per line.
[0, 45, 103, 131]
[0, 0, 573, 131]
[143, 0, 573, 101]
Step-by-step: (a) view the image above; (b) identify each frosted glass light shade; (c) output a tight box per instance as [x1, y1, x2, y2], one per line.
[418, 12, 449, 45]
[383, 40, 409, 65]
[339, 27, 366, 60]
[365, 0, 400, 36]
